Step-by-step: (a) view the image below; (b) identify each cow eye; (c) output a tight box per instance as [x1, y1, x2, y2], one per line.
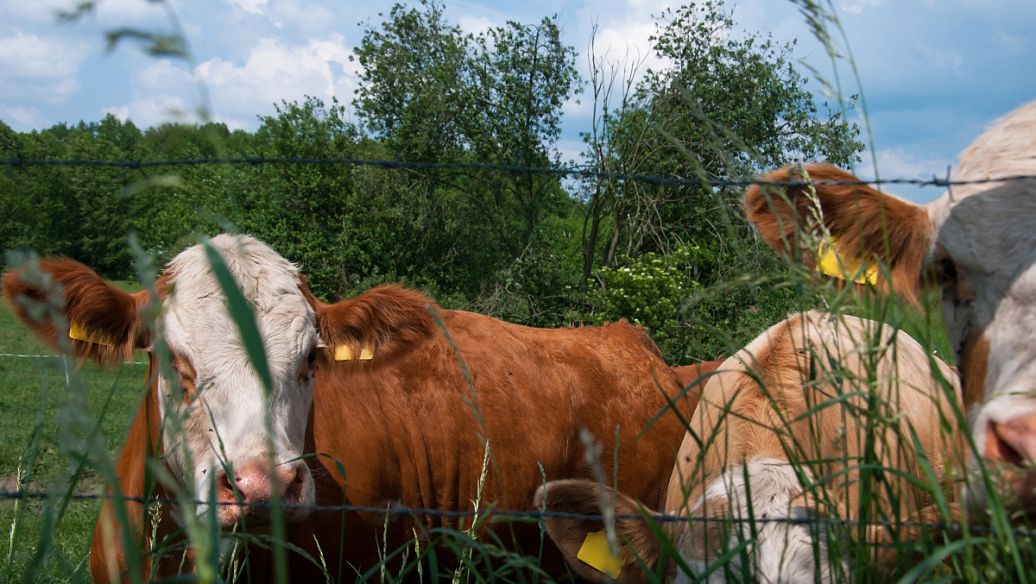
[937, 258, 958, 284]
[307, 347, 318, 369]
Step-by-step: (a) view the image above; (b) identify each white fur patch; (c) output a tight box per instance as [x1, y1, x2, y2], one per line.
[921, 100, 1036, 509]
[674, 459, 839, 584]
[157, 234, 318, 514]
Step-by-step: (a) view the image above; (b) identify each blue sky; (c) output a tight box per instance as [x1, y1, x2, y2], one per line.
[1, 0, 1033, 203]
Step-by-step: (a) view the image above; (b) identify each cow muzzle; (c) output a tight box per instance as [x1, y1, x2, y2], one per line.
[213, 459, 313, 528]
[981, 412, 1036, 509]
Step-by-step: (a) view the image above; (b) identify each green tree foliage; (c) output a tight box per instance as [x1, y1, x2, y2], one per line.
[574, 0, 863, 360]
[353, 1, 580, 307]
[0, 0, 860, 363]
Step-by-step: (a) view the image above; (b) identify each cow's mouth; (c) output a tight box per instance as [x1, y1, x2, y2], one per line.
[212, 462, 314, 529]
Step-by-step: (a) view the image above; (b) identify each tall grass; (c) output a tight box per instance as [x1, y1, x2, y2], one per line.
[4, 232, 1036, 583]
[2, 2, 1035, 583]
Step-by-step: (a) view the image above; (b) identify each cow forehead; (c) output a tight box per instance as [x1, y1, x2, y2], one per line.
[161, 235, 317, 372]
[929, 185, 1036, 277]
[926, 99, 1036, 295]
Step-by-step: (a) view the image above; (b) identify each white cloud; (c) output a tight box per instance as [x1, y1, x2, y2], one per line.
[103, 59, 202, 127]
[858, 147, 949, 179]
[623, 0, 674, 15]
[556, 137, 586, 165]
[226, 0, 269, 16]
[193, 35, 360, 129]
[0, 29, 84, 79]
[103, 95, 196, 127]
[459, 16, 494, 36]
[838, 0, 883, 16]
[0, 0, 79, 24]
[0, 104, 48, 130]
[0, 0, 166, 25]
[591, 20, 667, 78]
[562, 95, 591, 119]
[92, 0, 167, 23]
[855, 147, 952, 203]
[220, 0, 338, 36]
[104, 34, 362, 130]
[0, 29, 85, 104]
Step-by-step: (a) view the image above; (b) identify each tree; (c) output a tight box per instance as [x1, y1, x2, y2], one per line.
[581, 0, 862, 270]
[574, 0, 863, 360]
[353, 1, 580, 307]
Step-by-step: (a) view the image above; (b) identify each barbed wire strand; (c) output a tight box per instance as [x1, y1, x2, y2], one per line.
[2, 156, 1035, 189]
[0, 488, 1012, 537]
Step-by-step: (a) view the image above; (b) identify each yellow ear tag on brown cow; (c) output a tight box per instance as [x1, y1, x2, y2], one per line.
[334, 344, 354, 361]
[577, 530, 623, 579]
[69, 322, 113, 346]
[816, 237, 878, 286]
[334, 345, 374, 361]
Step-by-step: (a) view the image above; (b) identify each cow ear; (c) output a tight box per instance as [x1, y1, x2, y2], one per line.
[303, 282, 437, 363]
[2, 258, 148, 364]
[743, 163, 933, 306]
[535, 480, 663, 584]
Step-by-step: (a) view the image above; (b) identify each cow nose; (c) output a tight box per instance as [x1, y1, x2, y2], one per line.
[221, 462, 304, 502]
[984, 414, 1036, 466]
[214, 461, 309, 526]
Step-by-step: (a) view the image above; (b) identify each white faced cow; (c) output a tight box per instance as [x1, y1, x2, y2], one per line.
[4, 235, 318, 527]
[743, 99, 1036, 514]
[4, 233, 704, 582]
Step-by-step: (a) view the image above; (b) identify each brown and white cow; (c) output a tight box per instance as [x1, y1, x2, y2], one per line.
[537, 311, 963, 583]
[672, 361, 724, 421]
[2, 234, 697, 582]
[742, 99, 1036, 514]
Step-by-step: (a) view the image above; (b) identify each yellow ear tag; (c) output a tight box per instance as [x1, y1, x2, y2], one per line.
[334, 344, 354, 361]
[69, 322, 113, 346]
[816, 238, 878, 286]
[334, 345, 375, 361]
[576, 530, 623, 579]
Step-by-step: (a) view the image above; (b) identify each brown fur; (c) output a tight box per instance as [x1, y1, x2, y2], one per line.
[89, 365, 184, 583]
[961, 330, 990, 412]
[540, 313, 964, 582]
[300, 285, 693, 579]
[534, 480, 665, 584]
[4, 260, 696, 582]
[743, 164, 933, 306]
[1, 259, 150, 362]
[672, 360, 724, 422]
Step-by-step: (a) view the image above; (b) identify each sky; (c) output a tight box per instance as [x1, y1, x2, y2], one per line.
[0, 0, 1033, 203]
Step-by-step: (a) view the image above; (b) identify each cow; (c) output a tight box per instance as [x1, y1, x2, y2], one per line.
[2, 233, 698, 582]
[741, 99, 1036, 515]
[536, 311, 963, 583]
[672, 360, 724, 421]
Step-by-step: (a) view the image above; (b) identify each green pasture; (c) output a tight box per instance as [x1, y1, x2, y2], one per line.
[0, 283, 143, 583]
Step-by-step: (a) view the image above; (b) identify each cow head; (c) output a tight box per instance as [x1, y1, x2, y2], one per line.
[2, 234, 318, 528]
[742, 99, 1036, 515]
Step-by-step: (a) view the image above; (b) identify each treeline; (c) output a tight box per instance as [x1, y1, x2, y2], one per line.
[0, 1, 862, 362]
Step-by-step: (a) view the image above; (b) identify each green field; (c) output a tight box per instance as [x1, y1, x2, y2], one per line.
[0, 285, 144, 583]
[1, 275, 1035, 583]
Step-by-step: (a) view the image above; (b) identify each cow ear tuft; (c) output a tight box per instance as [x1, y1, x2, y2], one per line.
[536, 480, 663, 584]
[2, 258, 147, 364]
[743, 163, 932, 306]
[307, 284, 438, 364]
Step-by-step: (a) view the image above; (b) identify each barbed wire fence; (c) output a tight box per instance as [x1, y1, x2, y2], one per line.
[3, 155, 1036, 189]
[0, 488, 1022, 538]
[2, 154, 1034, 544]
